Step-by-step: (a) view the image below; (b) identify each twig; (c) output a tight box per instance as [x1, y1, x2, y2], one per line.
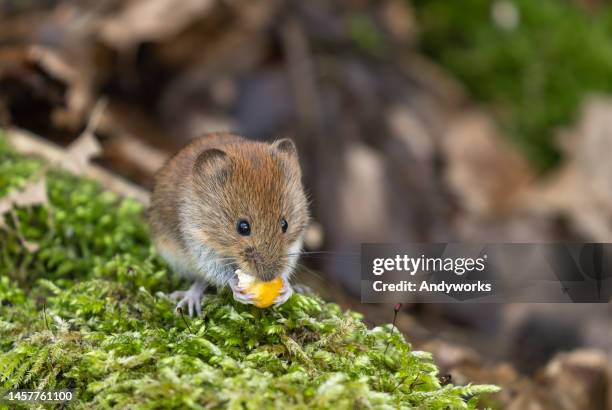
[42, 303, 51, 333]
[177, 307, 193, 334]
[384, 303, 402, 355]
[391, 373, 422, 393]
[408, 375, 424, 392]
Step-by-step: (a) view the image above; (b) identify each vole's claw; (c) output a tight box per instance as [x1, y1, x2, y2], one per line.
[228, 275, 256, 305]
[171, 291, 202, 317]
[170, 282, 205, 317]
[232, 290, 256, 305]
[274, 281, 294, 307]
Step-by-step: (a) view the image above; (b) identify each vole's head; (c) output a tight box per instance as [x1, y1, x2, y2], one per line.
[187, 138, 309, 282]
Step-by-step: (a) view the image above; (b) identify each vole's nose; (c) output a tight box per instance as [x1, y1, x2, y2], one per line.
[244, 247, 263, 265]
[243, 247, 281, 281]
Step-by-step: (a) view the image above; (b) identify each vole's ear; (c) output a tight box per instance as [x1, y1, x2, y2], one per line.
[272, 138, 298, 159]
[193, 148, 230, 185]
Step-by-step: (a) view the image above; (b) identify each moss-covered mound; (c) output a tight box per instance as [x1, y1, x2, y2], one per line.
[0, 136, 498, 409]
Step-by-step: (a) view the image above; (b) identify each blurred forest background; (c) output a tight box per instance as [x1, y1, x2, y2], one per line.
[2, 0, 612, 407]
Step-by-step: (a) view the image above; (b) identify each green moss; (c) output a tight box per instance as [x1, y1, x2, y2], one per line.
[0, 135, 498, 409]
[414, 0, 612, 170]
[0, 138, 44, 198]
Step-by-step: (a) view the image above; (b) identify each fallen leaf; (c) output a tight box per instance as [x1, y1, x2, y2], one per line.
[0, 177, 48, 218]
[0, 177, 48, 250]
[9, 177, 48, 208]
[66, 131, 102, 172]
[64, 98, 106, 172]
[442, 110, 532, 216]
[525, 96, 612, 241]
[99, 0, 215, 50]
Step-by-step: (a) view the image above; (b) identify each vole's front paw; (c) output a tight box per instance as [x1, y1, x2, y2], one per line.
[273, 281, 294, 307]
[228, 275, 256, 305]
[170, 283, 205, 317]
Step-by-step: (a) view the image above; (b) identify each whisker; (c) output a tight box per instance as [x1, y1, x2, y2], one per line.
[294, 255, 361, 264]
[286, 251, 359, 259]
[292, 262, 324, 280]
[276, 259, 319, 278]
[287, 251, 360, 256]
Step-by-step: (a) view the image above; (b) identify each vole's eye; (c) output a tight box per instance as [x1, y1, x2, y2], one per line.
[237, 220, 251, 236]
[281, 218, 288, 233]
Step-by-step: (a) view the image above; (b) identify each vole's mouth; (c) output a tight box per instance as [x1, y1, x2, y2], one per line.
[233, 262, 276, 282]
[225, 253, 282, 282]
[228, 260, 260, 279]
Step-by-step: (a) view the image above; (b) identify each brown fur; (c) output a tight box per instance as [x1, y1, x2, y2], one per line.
[149, 133, 309, 285]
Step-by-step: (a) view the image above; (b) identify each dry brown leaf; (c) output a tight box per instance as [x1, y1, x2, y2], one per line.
[8, 177, 48, 208]
[99, 0, 215, 50]
[63, 98, 106, 173]
[442, 110, 532, 216]
[7, 128, 151, 204]
[28, 45, 93, 131]
[0, 177, 48, 217]
[66, 131, 102, 172]
[542, 349, 610, 410]
[0, 200, 11, 216]
[0, 177, 48, 248]
[525, 96, 612, 241]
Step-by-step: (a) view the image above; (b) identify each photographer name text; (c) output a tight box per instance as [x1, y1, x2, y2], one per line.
[371, 254, 492, 294]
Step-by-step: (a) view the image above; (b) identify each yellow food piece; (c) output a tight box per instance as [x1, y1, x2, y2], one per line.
[248, 277, 283, 308]
[237, 270, 283, 308]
